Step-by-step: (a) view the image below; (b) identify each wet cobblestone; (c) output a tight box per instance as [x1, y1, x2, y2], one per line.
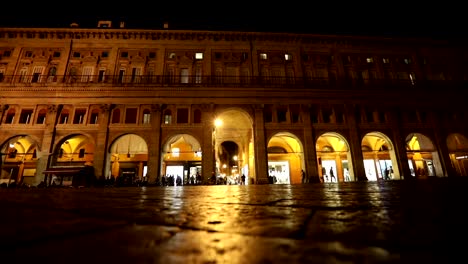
[1, 178, 467, 263]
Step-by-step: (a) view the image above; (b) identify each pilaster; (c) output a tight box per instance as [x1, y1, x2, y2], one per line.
[254, 104, 268, 184]
[146, 104, 162, 183]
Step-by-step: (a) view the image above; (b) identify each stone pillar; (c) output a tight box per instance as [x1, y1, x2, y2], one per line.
[146, 104, 162, 183]
[431, 113, 453, 176]
[345, 104, 367, 181]
[388, 110, 412, 179]
[301, 105, 319, 182]
[201, 104, 215, 184]
[35, 104, 61, 186]
[93, 104, 112, 181]
[253, 105, 269, 184]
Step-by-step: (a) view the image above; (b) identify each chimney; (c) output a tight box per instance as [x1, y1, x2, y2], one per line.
[70, 22, 79, 28]
[163, 22, 169, 29]
[120, 21, 125, 28]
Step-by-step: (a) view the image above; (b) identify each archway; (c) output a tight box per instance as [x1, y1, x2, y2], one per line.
[447, 133, 468, 176]
[362, 132, 399, 181]
[316, 132, 353, 183]
[217, 141, 239, 184]
[109, 134, 148, 186]
[0, 135, 39, 187]
[213, 109, 253, 184]
[161, 134, 201, 186]
[406, 132, 443, 178]
[267, 132, 304, 184]
[51, 134, 95, 186]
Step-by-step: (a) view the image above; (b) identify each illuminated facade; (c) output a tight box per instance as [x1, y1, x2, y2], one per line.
[1, 20, 468, 187]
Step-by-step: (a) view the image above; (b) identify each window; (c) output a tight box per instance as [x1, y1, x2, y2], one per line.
[98, 69, 106, 82]
[125, 108, 138, 124]
[264, 105, 273, 123]
[366, 57, 374, 63]
[143, 109, 151, 124]
[6, 109, 16, 123]
[101, 51, 109, 58]
[79, 149, 85, 158]
[81, 66, 94, 82]
[120, 52, 128, 58]
[180, 68, 189, 83]
[53, 51, 61, 57]
[193, 109, 202, 123]
[404, 58, 412, 64]
[25, 51, 33, 57]
[60, 110, 69, 124]
[177, 108, 189, 123]
[163, 110, 172, 124]
[73, 52, 80, 58]
[149, 52, 156, 59]
[118, 69, 125, 83]
[90, 109, 99, 124]
[195, 52, 203, 60]
[111, 109, 121, 124]
[285, 53, 292, 61]
[260, 53, 267, 60]
[3, 50, 11, 57]
[277, 106, 288, 123]
[31, 66, 44, 83]
[168, 52, 176, 59]
[19, 109, 33, 124]
[36, 109, 47, 124]
[290, 105, 301, 123]
[73, 109, 86, 124]
[382, 58, 390, 64]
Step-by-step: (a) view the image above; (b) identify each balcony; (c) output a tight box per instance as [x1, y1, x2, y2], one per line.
[0, 74, 466, 91]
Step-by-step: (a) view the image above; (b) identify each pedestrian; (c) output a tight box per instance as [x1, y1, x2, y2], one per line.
[301, 170, 306, 183]
[329, 167, 336, 182]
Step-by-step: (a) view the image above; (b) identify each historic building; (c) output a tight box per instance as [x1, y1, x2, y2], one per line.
[1, 20, 467, 187]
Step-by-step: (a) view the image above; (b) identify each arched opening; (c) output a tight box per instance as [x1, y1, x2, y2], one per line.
[0, 135, 39, 187]
[406, 132, 443, 178]
[217, 141, 239, 184]
[267, 132, 304, 184]
[447, 133, 468, 176]
[316, 132, 353, 183]
[109, 134, 148, 186]
[362, 132, 399, 181]
[213, 109, 253, 184]
[50, 134, 95, 186]
[161, 134, 202, 186]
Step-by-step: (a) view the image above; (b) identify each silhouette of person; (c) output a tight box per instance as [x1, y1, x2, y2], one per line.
[329, 167, 336, 182]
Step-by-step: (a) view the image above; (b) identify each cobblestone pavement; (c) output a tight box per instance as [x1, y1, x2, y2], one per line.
[1, 178, 467, 263]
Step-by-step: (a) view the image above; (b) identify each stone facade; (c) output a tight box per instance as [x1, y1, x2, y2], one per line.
[0, 22, 467, 187]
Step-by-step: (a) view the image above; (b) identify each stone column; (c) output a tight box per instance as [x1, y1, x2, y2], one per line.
[35, 104, 61, 186]
[146, 104, 162, 184]
[253, 105, 269, 184]
[93, 104, 112, 181]
[388, 110, 412, 179]
[431, 113, 453, 176]
[201, 104, 215, 184]
[345, 104, 367, 181]
[301, 105, 319, 182]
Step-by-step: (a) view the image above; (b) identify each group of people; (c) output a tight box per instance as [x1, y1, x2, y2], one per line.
[321, 167, 337, 182]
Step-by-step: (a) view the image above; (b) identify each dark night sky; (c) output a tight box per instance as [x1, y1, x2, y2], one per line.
[0, 2, 466, 39]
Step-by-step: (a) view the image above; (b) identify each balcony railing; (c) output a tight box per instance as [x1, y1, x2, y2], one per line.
[0, 74, 466, 90]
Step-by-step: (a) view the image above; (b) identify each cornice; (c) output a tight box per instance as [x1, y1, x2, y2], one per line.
[0, 27, 452, 47]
